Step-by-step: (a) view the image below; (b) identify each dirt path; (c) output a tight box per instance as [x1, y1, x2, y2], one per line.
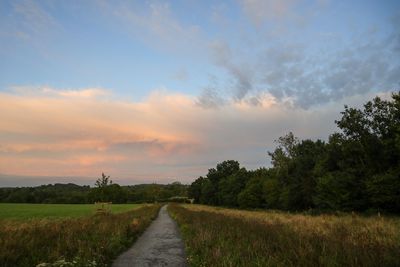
[112, 205, 187, 267]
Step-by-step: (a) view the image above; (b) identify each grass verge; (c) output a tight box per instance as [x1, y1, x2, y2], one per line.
[0, 204, 161, 267]
[168, 204, 400, 267]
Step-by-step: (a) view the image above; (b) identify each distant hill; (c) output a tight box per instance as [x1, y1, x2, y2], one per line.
[0, 182, 188, 204]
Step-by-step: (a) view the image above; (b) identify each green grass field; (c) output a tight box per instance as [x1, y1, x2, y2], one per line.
[0, 203, 142, 220]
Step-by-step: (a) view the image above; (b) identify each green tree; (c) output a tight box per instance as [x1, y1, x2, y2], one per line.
[200, 178, 216, 205]
[188, 176, 206, 203]
[238, 175, 264, 209]
[95, 173, 113, 187]
[184, 91, 400, 213]
[263, 174, 281, 209]
[329, 92, 400, 211]
[366, 168, 400, 213]
[314, 172, 355, 211]
[289, 139, 326, 210]
[218, 168, 248, 207]
[89, 173, 127, 203]
[206, 160, 241, 205]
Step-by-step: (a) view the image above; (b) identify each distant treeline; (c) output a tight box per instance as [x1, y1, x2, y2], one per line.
[189, 92, 400, 213]
[0, 181, 188, 204]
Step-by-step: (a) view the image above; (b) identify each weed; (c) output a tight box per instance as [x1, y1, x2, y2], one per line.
[0, 204, 160, 267]
[169, 204, 400, 267]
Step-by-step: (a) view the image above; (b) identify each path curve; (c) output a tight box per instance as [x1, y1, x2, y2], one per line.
[112, 205, 187, 267]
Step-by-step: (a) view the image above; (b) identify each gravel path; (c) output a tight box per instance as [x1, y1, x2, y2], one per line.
[112, 205, 187, 267]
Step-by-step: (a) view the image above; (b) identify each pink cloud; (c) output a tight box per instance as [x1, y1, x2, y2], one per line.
[0, 87, 386, 184]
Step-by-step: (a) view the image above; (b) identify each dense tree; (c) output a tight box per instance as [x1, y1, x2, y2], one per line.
[366, 168, 400, 213]
[218, 168, 248, 207]
[189, 91, 400, 213]
[263, 175, 281, 209]
[314, 172, 356, 211]
[201, 160, 242, 205]
[200, 179, 216, 205]
[188, 176, 205, 203]
[0, 184, 91, 204]
[0, 181, 188, 204]
[238, 173, 264, 208]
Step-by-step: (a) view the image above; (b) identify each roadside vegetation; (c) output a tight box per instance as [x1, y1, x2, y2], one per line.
[169, 204, 400, 267]
[0, 204, 161, 267]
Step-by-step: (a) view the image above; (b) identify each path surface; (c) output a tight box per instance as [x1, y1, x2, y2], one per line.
[112, 205, 187, 267]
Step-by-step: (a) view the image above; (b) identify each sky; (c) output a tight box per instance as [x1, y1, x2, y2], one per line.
[0, 0, 399, 186]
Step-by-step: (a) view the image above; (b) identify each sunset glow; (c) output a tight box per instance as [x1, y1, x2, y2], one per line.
[0, 0, 399, 186]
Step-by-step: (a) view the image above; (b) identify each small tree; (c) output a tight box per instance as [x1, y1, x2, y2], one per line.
[95, 173, 113, 188]
[91, 173, 127, 203]
[90, 173, 114, 203]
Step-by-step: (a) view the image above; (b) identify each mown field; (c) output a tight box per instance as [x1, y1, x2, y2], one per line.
[0, 204, 161, 267]
[168, 204, 400, 267]
[0, 203, 142, 220]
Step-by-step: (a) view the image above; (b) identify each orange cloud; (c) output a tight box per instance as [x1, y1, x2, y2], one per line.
[0, 86, 386, 184]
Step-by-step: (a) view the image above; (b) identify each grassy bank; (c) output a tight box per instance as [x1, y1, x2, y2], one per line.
[168, 204, 400, 267]
[0, 203, 144, 220]
[0, 204, 161, 267]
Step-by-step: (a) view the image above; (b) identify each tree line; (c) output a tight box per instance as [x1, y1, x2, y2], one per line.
[189, 92, 400, 213]
[0, 174, 188, 204]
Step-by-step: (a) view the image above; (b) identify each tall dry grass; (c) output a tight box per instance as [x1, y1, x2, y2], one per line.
[169, 204, 400, 267]
[0, 204, 160, 267]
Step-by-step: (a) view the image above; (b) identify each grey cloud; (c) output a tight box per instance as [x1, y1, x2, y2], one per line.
[207, 27, 400, 109]
[386, 66, 400, 86]
[209, 40, 254, 100]
[196, 86, 225, 109]
[389, 12, 400, 52]
[246, 96, 262, 106]
[198, 2, 400, 109]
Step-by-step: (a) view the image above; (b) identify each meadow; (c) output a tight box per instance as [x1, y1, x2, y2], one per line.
[0, 204, 161, 267]
[0, 203, 142, 220]
[168, 204, 400, 267]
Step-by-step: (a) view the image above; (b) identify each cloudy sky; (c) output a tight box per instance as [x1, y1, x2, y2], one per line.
[0, 0, 399, 186]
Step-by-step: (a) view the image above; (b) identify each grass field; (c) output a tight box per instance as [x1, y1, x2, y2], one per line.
[0, 203, 143, 220]
[168, 204, 400, 267]
[0, 204, 161, 267]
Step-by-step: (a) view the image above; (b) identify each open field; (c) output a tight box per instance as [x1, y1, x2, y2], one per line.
[0, 203, 142, 220]
[0, 204, 161, 267]
[168, 204, 400, 267]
